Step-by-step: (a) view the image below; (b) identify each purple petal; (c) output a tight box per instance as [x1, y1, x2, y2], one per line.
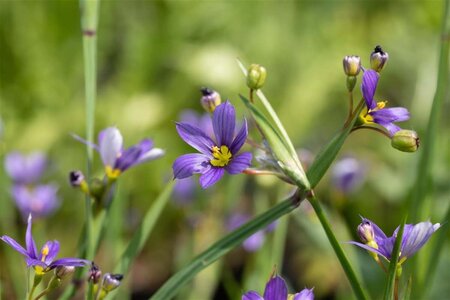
[0, 235, 29, 257]
[230, 119, 248, 154]
[361, 70, 379, 110]
[243, 231, 265, 252]
[225, 152, 252, 174]
[27, 258, 48, 268]
[199, 167, 225, 189]
[332, 157, 365, 194]
[371, 107, 410, 123]
[5, 151, 47, 184]
[398, 222, 440, 258]
[176, 122, 215, 155]
[71, 133, 99, 151]
[212, 101, 235, 147]
[294, 288, 315, 300]
[98, 127, 123, 167]
[347, 241, 389, 260]
[173, 153, 210, 179]
[12, 184, 60, 218]
[49, 258, 90, 269]
[263, 275, 288, 300]
[242, 291, 264, 300]
[26, 215, 38, 259]
[135, 139, 165, 165]
[39, 241, 60, 265]
[114, 146, 142, 171]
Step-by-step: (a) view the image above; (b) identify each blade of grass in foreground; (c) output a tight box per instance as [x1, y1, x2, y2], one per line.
[150, 190, 304, 300]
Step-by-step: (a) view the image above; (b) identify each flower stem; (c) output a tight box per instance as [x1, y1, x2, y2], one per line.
[307, 193, 368, 300]
[344, 91, 354, 127]
[351, 125, 391, 139]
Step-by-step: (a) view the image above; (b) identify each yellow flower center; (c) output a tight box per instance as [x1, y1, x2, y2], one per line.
[210, 145, 232, 167]
[105, 165, 121, 179]
[359, 101, 387, 124]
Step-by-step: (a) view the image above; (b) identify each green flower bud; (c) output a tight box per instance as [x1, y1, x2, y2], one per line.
[200, 87, 221, 113]
[343, 55, 361, 76]
[391, 130, 419, 153]
[102, 273, 123, 292]
[89, 178, 105, 201]
[346, 76, 357, 92]
[246, 64, 267, 90]
[370, 45, 389, 72]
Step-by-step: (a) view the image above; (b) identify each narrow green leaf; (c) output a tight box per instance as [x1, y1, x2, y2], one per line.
[150, 192, 303, 300]
[384, 216, 406, 300]
[113, 182, 174, 276]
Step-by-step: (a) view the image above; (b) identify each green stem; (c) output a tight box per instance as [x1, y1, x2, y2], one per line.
[150, 191, 304, 300]
[307, 194, 368, 300]
[384, 216, 406, 300]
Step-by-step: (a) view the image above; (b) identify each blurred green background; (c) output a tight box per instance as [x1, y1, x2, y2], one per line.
[0, 1, 448, 299]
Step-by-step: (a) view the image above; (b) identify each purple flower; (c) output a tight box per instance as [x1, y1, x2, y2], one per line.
[12, 184, 60, 219]
[173, 101, 252, 189]
[4, 151, 47, 184]
[349, 217, 441, 263]
[242, 275, 314, 300]
[1, 215, 89, 275]
[74, 127, 165, 179]
[360, 70, 410, 136]
[331, 157, 365, 194]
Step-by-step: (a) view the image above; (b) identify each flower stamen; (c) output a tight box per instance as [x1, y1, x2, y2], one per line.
[210, 145, 232, 167]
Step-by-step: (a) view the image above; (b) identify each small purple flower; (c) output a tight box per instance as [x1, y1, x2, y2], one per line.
[242, 275, 314, 300]
[74, 127, 165, 179]
[331, 157, 366, 194]
[1, 215, 89, 275]
[4, 151, 47, 184]
[360, 70, 410, 136]
[12, 184, 60, 219]
[173, 101, 252, 189]
[349, 217, 441, 264]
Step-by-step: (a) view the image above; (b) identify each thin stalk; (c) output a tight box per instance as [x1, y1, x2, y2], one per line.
[150, 191, 304, 300]
[307, 194, 368, 300]
[384, 216, 406, 300]
[351, 125, 391, 139]
[344, 91, 354, 127]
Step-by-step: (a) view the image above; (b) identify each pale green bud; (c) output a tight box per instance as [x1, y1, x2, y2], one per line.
[370, 45, 389, 72]
[343, 55, 361, 76]
[102, 273, 123, 292]
[247, 64, 267, 90]
[391, 130, 419, 153]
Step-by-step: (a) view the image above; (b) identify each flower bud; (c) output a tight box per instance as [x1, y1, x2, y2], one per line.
[200, 87, 221, 113]
[391, 130, 419, 153]
[88, 263, 102, 284]
[246, 64, 267, 90]
[357, 221, 375, 244]
[102, 273, 123, 292]
[370, 45, 389, 72]
[89, 178, 105, 201]
[343, 55, 361, 76]
[55, 266, 75, 280]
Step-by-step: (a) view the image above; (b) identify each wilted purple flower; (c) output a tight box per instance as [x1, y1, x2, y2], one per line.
[12, 184, 60, 218]
[360, 70, 410, 136]
[5, 151, 47, 184]
[1, 215, 89, 275]
[331, 157, 365, 194]
[74, 127, 165, 179]
[349, 217, 441, 264]
[242, 275, 314, 300]
[173, 101, 252, 189]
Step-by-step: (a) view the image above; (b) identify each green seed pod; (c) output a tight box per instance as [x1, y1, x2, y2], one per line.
[391, 130, 419, 152]
[247, 64, 267, 90]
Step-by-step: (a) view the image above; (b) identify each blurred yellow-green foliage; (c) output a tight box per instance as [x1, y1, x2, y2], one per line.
[1, 1, 449, 299]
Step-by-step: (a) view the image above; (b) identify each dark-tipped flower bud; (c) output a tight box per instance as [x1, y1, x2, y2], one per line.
[69, 170, 85, 187]
[370, 45, 389, 72]
[391, 130, 419, 153]
[88, 262, 102, 284]
[357, 221, 375, 244]
[55, 266, 75, 280]
[247, 64, 267, 90]
[343, 55, 361, 76]
[102, 273, 123, 292]
[200, 87, 221, 113]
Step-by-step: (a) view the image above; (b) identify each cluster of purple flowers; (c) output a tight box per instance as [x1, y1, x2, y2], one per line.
[4, 151, 59, 218]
